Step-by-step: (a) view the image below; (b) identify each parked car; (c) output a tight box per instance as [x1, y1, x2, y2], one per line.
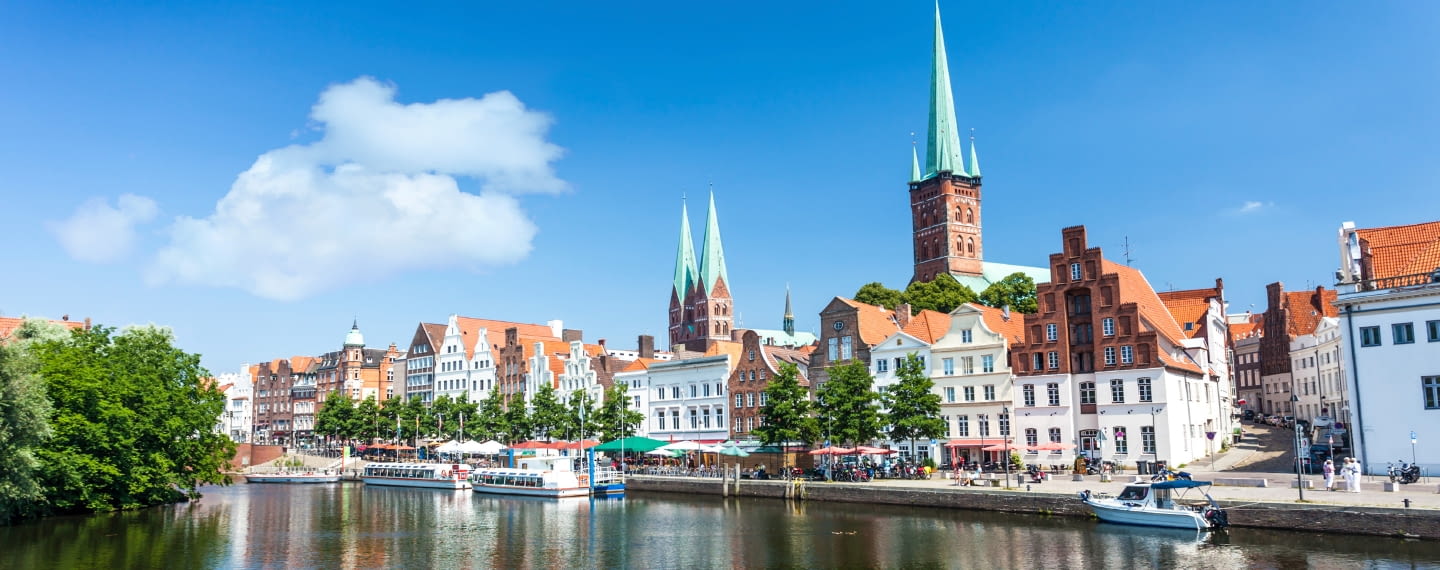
[1242, 410, 1256, 421]
[1282, 415, 1295, 429]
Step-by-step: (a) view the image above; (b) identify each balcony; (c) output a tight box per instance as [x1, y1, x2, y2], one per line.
[1357, 269, 1440, 292]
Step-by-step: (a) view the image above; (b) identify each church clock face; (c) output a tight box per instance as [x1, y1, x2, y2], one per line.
[833, 321, 844, 331]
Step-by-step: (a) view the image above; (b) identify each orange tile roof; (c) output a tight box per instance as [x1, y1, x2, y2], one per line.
[290, 355, 318, 372]
[1356, 220, 1440, 280]
[421, 323, 447, 347]
[620, 358, 663, 372]
[0, 316, 87, 342]
[1157, 287, 1220, 340]
[1101, 260, 1203, 374]
[970, 303, 1026, 345]
[835, 297, 904, 346]
[902, 309, 952, 343]
[456, 316, 556, 358]
[703, 340, 745, 367]
[1229, 316, 1263, 342]
[1284, 289, 1338, 337]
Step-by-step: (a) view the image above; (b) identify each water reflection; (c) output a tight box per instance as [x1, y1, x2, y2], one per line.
[1, 484, 1437, 569]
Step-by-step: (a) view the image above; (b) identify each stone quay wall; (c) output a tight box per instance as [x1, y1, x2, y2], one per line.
[627, 476, 1440, 540]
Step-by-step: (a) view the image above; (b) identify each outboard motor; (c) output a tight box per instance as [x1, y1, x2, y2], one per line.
[1204, 508, 1229, 528]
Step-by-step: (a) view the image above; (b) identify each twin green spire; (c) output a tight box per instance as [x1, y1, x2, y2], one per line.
[919, 3, 981, 181]
[672, 193, 730, 300]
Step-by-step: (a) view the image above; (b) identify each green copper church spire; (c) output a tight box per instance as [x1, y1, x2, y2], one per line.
[911, 143, 922, 183]
[672, 199, 699, 300]
[967, 132, 981, 178]
[924, 2, 964, 179]
[783, 285, 795, 336]
[698, 191, 729, 295]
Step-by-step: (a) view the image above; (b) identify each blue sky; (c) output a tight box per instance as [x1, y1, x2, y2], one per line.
[4, 2, 1438, 373]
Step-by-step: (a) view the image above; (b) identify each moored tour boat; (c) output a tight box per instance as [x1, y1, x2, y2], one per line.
[1079, 480, 1228, 530]
[362, 462, 472, 490]
[245, 470, 342, 484]
[470, 455, 594, 498]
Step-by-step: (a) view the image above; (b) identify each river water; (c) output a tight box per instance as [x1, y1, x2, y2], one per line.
[3, 483, 1439, 569]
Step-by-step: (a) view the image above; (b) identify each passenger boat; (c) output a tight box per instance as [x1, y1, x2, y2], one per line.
[470, 455, 594, 498]
[245, 470, 341, 484]
[361, 462, 472, 490]
[590, 467, 626, 496]
[1079, 480, 1228, 530]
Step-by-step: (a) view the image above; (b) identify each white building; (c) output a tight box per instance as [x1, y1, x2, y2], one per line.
[433, 314, 499, 405]
[216, 366, 253, 443]
[930, 304, 1023, 467]
[1289, 317, 1347, 427]
[870, 326, 940, 459]
[639, 345, 736, 443]
[1335, 219, 1440, 474]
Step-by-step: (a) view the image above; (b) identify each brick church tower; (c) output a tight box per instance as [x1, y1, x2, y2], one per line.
[668, 193, 734, 351]
[910, 4, 984, 284]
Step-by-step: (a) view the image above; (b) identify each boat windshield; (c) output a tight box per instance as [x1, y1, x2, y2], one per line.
[1116, 486, 1148, 501]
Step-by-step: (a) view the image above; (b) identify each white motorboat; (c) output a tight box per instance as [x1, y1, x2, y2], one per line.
[361, 462, 472, 490]
[245, 470, 341, 484]
[470, 455, 595, 498]
[1079, 480, 1228, 530]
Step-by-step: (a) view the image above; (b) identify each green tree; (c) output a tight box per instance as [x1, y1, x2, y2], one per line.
[562, 389, 600, 441]
[314, 391, 356, 445]
[502, 397, 531, 444]
[473, 389, 507, 442]
[815, 360, 882, 448]
[447, 395, 479, 441]
[902, 274, 977, 314]
[528, 384, 568, 440]
[354, 395, 383, 443]
[595, 384, 644, 441]
[32, 325, 234, 516]
[883, 353, 946, 460]
[978, 272, 1039, 314]
[854, 282, 904, 309]
[0, 319, 68, 524]
[752, 362, 819, 447]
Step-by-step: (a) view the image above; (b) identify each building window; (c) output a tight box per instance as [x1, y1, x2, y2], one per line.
[1424, 376, 1440, 410]
[1025, 428, 1039, 448]
[945, 387, 956, 402]
[1114, 427, 1128, 454]
[982, 354, 995, 373]
[1102, 318, 1115, 337]
[1080, 381, 1096, 405]
[735, 394, 743, 409]
[840, 336, 854, 360]
[1394, 323, 1416, 345]
[1103, 347, 1116, 366]
[1032, 353, 1043, 371]
[760, 392, 768, 406]
[1121, 345, 1134, 364]
[1049, 427, 1062, 444]
[1138, 377, 1153, 402]
[1428, 320, 1440, 342]
[716, 409, 724, 428]
[827, 337, 838, 360]
[978, 417, 991, 437]
[999, 413, 1011, 436]
[957, 415, 969, 437]
[1141, 426, 1156, 454]
[1047, 351, 1059, 369]
[962, 356, 974, 375]
[984, 385, 996, 401]
[1070, 263, 1082, 281]
[876, 359, 889, 374]
[1022, 385, 1035, 407]
[748, 350, 755, 361]
[671, 410, 680, 430]
[1110, 379, 1125, 403]
[943, 358, 955, 375]
[702, 409, 711, 428]
[961, 330, 973, 343]
[964, 386, 975, 402]
[1046, 324, 1058, 342]
[690, 409, 698, 429]
[1360, 326, 1381, 347]
[1047, 383, 1060, 406]
[747, 392, 756, 407]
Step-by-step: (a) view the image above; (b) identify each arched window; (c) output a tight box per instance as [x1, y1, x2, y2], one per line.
[967, 237, 975, 256]
[966, 208, 974, 224]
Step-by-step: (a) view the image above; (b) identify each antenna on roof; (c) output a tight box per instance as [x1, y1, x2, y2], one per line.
[1122, 236, 1135, 266]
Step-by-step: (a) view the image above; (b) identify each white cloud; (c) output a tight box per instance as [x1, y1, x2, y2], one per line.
[49, 194, 159, 263]
[144, 77, 566, 300]
[1232, 200, 1273, 215]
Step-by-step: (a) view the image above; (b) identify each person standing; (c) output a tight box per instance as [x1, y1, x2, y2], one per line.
[1349, 458, 1362, 492]
[1323, 459, 1336, 491]
[1341, 457, 1357, 492]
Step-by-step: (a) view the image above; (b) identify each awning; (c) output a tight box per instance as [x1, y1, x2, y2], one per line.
[944, 439, 1012, 447]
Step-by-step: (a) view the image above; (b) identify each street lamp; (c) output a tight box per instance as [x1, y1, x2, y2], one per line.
[1001, 406, 1011, 489]
[1291, 394, 1305, 501]
[1149, 406, 1163, 466]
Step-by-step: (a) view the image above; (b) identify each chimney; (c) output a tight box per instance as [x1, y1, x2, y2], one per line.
[563, 329, 583, 342]
[895, 303, 913, 328]
[638, 335, 655, 359]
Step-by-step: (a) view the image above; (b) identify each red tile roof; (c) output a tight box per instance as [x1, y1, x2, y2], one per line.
[0, 316, 87, 342]
[1284, 289, 1338, 337]
[703, 340, 746, 366]
[1356, 220, 1440, 280]
[420, 323, 447, 348]
[1101, 260, 1203, 374]
[290, 355, 317, 372]
[1157, 286, 1220, 340]
[620, 358, 663, 373]
[970, 303, 1026, 345]
[902, 309, 952, 344]
[835, 297, 905, 346]
[1229, 315, 1263, 342]
[456, 316, 556, 359]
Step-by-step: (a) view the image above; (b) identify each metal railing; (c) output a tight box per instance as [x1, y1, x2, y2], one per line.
[1358, 270, 1440, 292]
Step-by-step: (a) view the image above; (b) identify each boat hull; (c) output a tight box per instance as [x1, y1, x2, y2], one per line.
[246, 474, 341, 484]
[1084, 500, 1210, 530]
[591, 483, 626, 495]
[472, 484, 590, 498]
[362, 476, 471, 490]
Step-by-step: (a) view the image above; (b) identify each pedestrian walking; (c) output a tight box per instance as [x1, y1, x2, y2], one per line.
[1342, 457, 1359, 492]
[1323, 459, 1335, 491]
[1349, 458, 1363, 493]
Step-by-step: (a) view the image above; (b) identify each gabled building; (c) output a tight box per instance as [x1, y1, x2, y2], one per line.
[931, 304, 1023, 466]
[668, 194, 735, 352]
[290, 355, 318, 445]
[640, 341, 742, 443]
[1014, 226, 1219, 467]
[869, 309, 950, 458]
[1258, 284, 1339, 417]
[253, 358, 295, 445]
[1334, 219, 1440, 474]
[1228, 313, 1264, 416]
[317, 322, 400, 405]
[808, 297, 921, 392]
[728, 329, 811, 441]
[215, 365, 253, 443]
